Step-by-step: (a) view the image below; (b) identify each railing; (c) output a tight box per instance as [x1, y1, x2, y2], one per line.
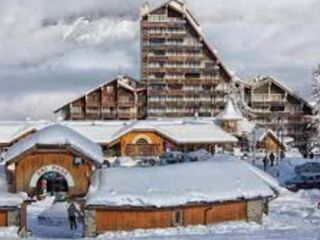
[251, 94, 286, 102]
[147, 15, 185, 23]
[118, 112, 135, 119]
[118, 101, 135, 107]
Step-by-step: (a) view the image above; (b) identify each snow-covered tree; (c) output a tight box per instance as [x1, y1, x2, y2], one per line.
[309, 64, 320, 149]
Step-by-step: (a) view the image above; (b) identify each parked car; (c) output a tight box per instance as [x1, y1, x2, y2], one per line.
[295, 162, 320, 175]
[284, 175, 320, 191]
[160, 151, 185, 164]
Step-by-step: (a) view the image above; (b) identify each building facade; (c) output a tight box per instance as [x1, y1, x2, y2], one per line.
[140, 0, 233, 118]
[54, 76, 147, 121]
[242, 76, 314, 149]
[4, 125, 103, 198]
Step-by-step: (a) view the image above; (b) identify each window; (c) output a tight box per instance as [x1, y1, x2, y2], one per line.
[172, 209, 183, 226]
[136, 138, 149, 145]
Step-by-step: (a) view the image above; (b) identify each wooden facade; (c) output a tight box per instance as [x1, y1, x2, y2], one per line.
[119, 131, 166, 157]
[141, 0, 232, 118]
[55, 76, 147, 121]
[88, 200, 256, 235]
[257, 132, 285, 153]
[243, 76, 314, 149]
[108, 129, 234, 158]
[0, 210, 7, 226]
[6, 146, 96, 198]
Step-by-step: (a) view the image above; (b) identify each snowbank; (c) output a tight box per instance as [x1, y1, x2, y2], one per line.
[86, 155, 279, 207]
[3, 124, 104, 165]
[0, 165, 25, 207]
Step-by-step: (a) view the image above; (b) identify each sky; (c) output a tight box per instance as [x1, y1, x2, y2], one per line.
[0, 0, 319, 120]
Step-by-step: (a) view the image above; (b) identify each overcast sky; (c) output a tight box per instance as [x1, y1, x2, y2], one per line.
[0, 0, 319, 120]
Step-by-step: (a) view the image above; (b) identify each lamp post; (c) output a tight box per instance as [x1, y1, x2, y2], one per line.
[276, 116, 284, 166]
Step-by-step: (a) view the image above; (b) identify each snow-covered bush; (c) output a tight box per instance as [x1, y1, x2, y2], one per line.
[113, 157, 138, 167]
[186, 149, 212, 162]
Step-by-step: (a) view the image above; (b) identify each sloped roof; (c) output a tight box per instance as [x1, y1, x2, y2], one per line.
[142, 0, 233, 80]
[216, 99, 244, 120]
[66, 120, 238, 145]
[248, 76, 313, 111]
[0, 119, 238, 147]
[86, 154, 281, 207]
[3, 124, 104, 165]
[54, 75, 144, 113]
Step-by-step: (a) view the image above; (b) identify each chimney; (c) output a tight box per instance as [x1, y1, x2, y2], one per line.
[140, 2, 150, 17]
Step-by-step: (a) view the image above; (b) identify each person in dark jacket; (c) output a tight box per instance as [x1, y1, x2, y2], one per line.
[269, 152, 275, 167]
[68, 202, 82, 230]
[263, 155, 268, 171]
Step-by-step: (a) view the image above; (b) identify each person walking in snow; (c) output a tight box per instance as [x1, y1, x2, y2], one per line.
[269, 152, 275, 167]
[263, 155, 268, 171]
[68, 202, 82, 230]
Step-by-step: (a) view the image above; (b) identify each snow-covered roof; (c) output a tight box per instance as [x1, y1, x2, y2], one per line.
[3, 124, 104, 165]
[0, 165, 25, 207]
[216, 100, 244, 121]
[0, 121, 50, 144]
[0, 119, 238, 147]
[247, 76, 313, 111]
[65, 119, 238, 145]
[86, 155, 281, 207]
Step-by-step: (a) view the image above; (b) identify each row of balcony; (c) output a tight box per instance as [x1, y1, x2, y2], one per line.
[251, 94, 287, 103]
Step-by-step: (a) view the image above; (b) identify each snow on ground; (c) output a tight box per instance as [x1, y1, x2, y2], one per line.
[27, 197, 83, 239]
[0, 226, 20, 239]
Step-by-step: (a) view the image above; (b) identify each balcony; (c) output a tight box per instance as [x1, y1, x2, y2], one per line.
[251, 94, 286, 103]
[86, 101, 100, 107]
[70, 112, 85, 120]
[118, 101, 135, 107]
[125, 144, 159, 156]
[118, 112, 135, 119]
[101, 112, 116, 119]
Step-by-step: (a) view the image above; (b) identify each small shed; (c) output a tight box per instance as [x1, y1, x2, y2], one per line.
[3, 124, 104, 198]
[216, 99, 244, 133]
[84, 155, 281, 237]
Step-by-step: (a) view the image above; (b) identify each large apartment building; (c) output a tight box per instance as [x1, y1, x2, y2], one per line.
[54, 76, 147, 120]
[242, 76, 314, 148]
[53, 0, 315, 149]
[140, 0, 233, 118]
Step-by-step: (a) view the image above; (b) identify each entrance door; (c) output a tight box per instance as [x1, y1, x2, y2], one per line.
[36, 172, 68, 198]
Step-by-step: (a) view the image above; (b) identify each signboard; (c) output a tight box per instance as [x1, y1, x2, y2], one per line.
[29, 164, 75, 188]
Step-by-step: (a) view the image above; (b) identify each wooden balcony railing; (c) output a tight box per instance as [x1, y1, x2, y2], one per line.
[251, 94, 286, 103]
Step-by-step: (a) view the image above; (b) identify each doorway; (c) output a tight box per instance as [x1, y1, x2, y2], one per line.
[36, 172, 68, 198]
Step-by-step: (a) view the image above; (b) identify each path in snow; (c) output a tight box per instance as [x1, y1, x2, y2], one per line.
[27, 197, 83, 239]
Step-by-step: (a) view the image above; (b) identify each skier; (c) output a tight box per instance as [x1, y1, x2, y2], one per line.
[68, 202, 82, 230]
[269, 152, 275, 167]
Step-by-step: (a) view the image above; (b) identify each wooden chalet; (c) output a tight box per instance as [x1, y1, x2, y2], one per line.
[243, 76, 314, 149]
[54, 75, 147, 121]
[84, 157, 280, 237]
[3, 124, 103, 198]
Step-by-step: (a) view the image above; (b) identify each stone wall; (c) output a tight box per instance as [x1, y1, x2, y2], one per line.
[246, 199, 264, 224]
[84, 209, 96, 238]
